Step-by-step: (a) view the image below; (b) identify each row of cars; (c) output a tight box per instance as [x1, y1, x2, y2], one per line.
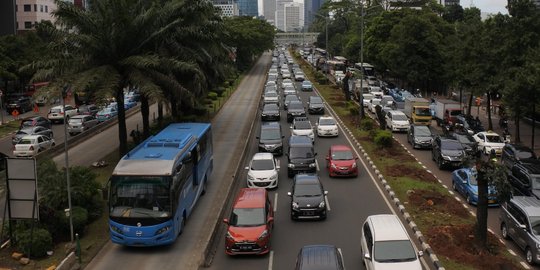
[222, 47, 424, 270]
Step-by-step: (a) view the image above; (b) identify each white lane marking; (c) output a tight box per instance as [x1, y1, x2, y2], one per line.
[520, 261, 531, 269]
[508, 249, 517, 256]
[274, 193, 278, 213]
[325, 195, 331, 211]
[268, 250, 274, 270]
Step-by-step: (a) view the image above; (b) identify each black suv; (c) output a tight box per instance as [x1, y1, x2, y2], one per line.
[257, 122, 284, 155]
[507, 163, 540, 199]
[288, 174, 328, 220]
[6, 94, 33, 114]
[307, 96, 325, 114]
[287, 100, 306, 122]
[287, 135, 317, 177]
[502, 144, 540, 171]
[449, 132, 479, 157]
[431, 135, 465, 169]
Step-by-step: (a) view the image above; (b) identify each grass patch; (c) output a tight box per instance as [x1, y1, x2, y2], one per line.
[0, 120, 20, 138]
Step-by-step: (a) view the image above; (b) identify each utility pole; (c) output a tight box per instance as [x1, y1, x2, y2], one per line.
[359, 1, 365, 119]
[62, 85, 74, 243]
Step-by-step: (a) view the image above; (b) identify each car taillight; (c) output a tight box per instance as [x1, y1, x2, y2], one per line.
[106, 114, 110, 117]
[60, 112, 64, 115]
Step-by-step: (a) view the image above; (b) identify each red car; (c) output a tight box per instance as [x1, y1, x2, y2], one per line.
[223, 188, 274, 255]
[326, 145, 359, 177]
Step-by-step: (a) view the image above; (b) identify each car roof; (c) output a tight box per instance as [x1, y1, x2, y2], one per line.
[330, 145, 352, 152]
[297, 245, 341, 270]
[262, 121, 280, 128]
[294, 174, 320, 185]
[70, 115, 88, 119]
[252, 152, 274, 161]
[510, 196, 540, 217]
[319, 116, 334, 120]
[233, 188, 267, 209]
[388, 110, 405, 115]
[20, 135, 43, 140]
[367, 214, 410, 241]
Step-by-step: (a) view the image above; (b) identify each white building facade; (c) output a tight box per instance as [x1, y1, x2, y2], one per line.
[16, 0, 57, 31]
[284, 2, 304, 32]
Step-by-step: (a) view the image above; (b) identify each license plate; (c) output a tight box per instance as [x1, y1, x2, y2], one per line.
[304, 211, 314, 216]
[240, 245, 251, 250]
[488, 200, 496, 204]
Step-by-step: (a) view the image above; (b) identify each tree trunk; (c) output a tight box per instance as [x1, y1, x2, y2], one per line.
[532, 103, 536, 149]
[170, 100, 178, 121]
[116, 89, 127, 156]
[141, 94, 150, 139]
[487, 91, 493, 131]
[476, 166, 489, 250]
[468, 94, 474, 116]
[158, 101, 164, 126]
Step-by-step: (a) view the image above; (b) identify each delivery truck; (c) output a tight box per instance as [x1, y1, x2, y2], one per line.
[403, 97, 431, 125]
[434, 99, 462, 126]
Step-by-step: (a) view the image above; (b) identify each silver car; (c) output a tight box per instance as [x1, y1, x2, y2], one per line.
[12, 126, 53, 145]
[68, 115, 99, 135]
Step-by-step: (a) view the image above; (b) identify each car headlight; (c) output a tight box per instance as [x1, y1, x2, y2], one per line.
[247, 174, 255, 181]
[261, 114, 267, 117]
[442, 155, 451, 160]
[292, 202, 299, 209]
[331, 163, 337, 169]
[226, 231, 235, 240]
[318, 201, 325, 208]
[536, 242, 540, 249]
[288, 163, 295, 168]
[270, 174, 278, 180]
[155, 226, 171, 235]
[352, 162, 357, 168]
[258, 230, 268, 241]
[309, 162, 317, 168]
[414, 138, 421, 143]
[110, 225, 123, 235]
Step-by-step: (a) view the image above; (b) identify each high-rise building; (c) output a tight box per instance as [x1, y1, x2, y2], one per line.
[439, 0, 460, 6]
[284, 2, 304, 32]
[16, 0, 57, 32]
[263, 0, 277, 25]
[0, 0, 17, 35]
[275, 0, 292, 31]
[236, 0, 258, 16]
[213, 0, 240, 17]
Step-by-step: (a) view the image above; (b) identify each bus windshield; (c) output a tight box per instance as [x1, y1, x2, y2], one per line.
[110, 176, 172, 218]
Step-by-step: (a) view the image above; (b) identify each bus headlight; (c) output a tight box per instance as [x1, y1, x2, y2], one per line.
[110, 225, 123, 235]
[155, 226, 171, 236]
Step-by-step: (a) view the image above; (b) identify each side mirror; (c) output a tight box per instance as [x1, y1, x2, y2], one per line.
[418, 250, 424, 257]
[324, 190, 328, 195]
[268, 217, 274, 223]
[355, 156, 359, 160]
[282, 136, 285, 139]
[245, 166, 249, 170]
[287, 192, 292, 196]
[462, 180, 467, 184]
[223, 218, 229, 224]
[276, 165, 280, 170]
[364, 253, 372, 260]
[519, 224, 527, 230]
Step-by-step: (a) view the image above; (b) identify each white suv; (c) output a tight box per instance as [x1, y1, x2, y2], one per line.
[245, 153, 280, 189]
[316, 116, 338, 137]
[47, 105, 78, 124]
[291, 117, 315, 142]
[385, 110, 410, 132]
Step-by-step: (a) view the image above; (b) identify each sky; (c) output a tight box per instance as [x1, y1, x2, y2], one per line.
[461, 0, 509, 15]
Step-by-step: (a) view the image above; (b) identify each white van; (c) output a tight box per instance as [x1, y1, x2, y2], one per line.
[360, 214, 423, 270]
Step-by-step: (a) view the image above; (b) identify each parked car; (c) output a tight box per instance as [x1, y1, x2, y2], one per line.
[316, 116, 338, 137]
[407, 125, 433, 149]
[13, 135, 56, 157]
[361, 214, 423, 270]
[502, 144, 540, 171]
[431, 135, 466, 169]
[452, 167, 498, 206]
[245, 152, 280, 189]
[295, 245, 345, 270]
[96, 107, 118, 122]
[288, 174, 328, 220]
[326, 145, 358, 177]
[47, 105, 78, 124]
[290, 117, 314, 142]
[67, 115, 99, 135]
[261, 103, 280, 121]
[301, 80, 313, 91]
[19, 116, 51, 130]
[287, 101, 306, 122]
[223, 188, 274, 255]
[500, 196, 540, 265]
[307, 96, 325, 115]
[77, 104, 99, 116]
[12, 126, 54, 145]
[473, 131, 505, 155]
[449, 132, 479, 157]
[257, 122, 284, 156]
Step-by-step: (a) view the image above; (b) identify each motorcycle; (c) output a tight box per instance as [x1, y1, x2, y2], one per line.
[499, 116, 508, 130]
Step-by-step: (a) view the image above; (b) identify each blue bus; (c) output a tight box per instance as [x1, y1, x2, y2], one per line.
[108, 123, 213, 246]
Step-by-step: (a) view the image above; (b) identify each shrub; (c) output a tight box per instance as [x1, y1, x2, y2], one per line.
[56, 206, 88, 236]
[16, 228, 52, 258]
[214, 87, 226, 97]
[360, 118, 375, 131]
[207, 92, 218, 100]
[374, 130, 393, 148]
[204, 99, 213, 105]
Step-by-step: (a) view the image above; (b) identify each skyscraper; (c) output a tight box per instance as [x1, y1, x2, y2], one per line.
[263, 0, 277, 25]
[0, 0, 16, 35]
[275, 0, 292, 31]
[284, 2, 304, 32]
[236, 0, 258, 16]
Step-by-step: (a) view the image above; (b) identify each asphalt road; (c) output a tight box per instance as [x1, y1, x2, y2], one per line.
[84, 53, 271, 269]
[204, 60, 432, 269]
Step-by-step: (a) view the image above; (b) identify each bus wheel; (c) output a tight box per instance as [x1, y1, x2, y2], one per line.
[179, 215, 186, 235]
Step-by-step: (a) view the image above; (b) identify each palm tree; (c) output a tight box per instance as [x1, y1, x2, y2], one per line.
[27, 0, 202, 155]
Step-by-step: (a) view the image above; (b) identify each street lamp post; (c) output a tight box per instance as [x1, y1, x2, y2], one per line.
[325, 16, 329, 75]
[62, 86, 74, 243]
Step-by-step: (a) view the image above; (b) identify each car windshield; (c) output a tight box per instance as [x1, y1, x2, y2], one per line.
[319, 118, 336, 126]
[18, 139, 34, 144]
[415, 108, 432, 116]
[332, 150, 353, 160]
[264, 104, 278, 111]
[261, 129, 281, 140]
[21, 120, 35, 127]
[229, 208, 265, 227]
[289, 146, 314, 159]
[442, 141, 463, 150]
[295, 184, 322, 197]
[374, 240, 417, 262]
[69, 118, 83, 123]
[392, 114, 408, 121]
[310, 97, 323, 104]
[303, 82, 312, 86]
[372, 99, 381, 105]
[294, 121, 311, 129]
[530, 216, 540, 236]
[251, 159, 274, 170]
[415, 126, 431, 136]
[286, 96, 299, 103]
[289, 103, 303, 110]
[517, 150, 536, 160]
[50, 108, 62, 113]
[16, 130, 30, 135]
[486, 135, 502, 143]
[382, 97, 394, 103]
[265, 92, 278, 98]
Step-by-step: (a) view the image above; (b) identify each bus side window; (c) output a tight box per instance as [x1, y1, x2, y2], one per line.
[191, 148, 199, 186]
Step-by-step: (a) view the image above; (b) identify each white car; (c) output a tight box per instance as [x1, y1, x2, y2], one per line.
[316, 116, 339, 137]
[368, 98, 382, 114]
[282, 70, 292, 79]
[47, 105, 79, 124]
[281, 79, 294, 89]
[362, 93, 373, 107]
[245, 152, 279, 189]
[13, 135, 56, 157]
[294, 72, 305, 81]
[472, 131, 506, 155]
[291, 117, 315, 142]
[263, 91, 279, 105]
[386, 110, 410, 132]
